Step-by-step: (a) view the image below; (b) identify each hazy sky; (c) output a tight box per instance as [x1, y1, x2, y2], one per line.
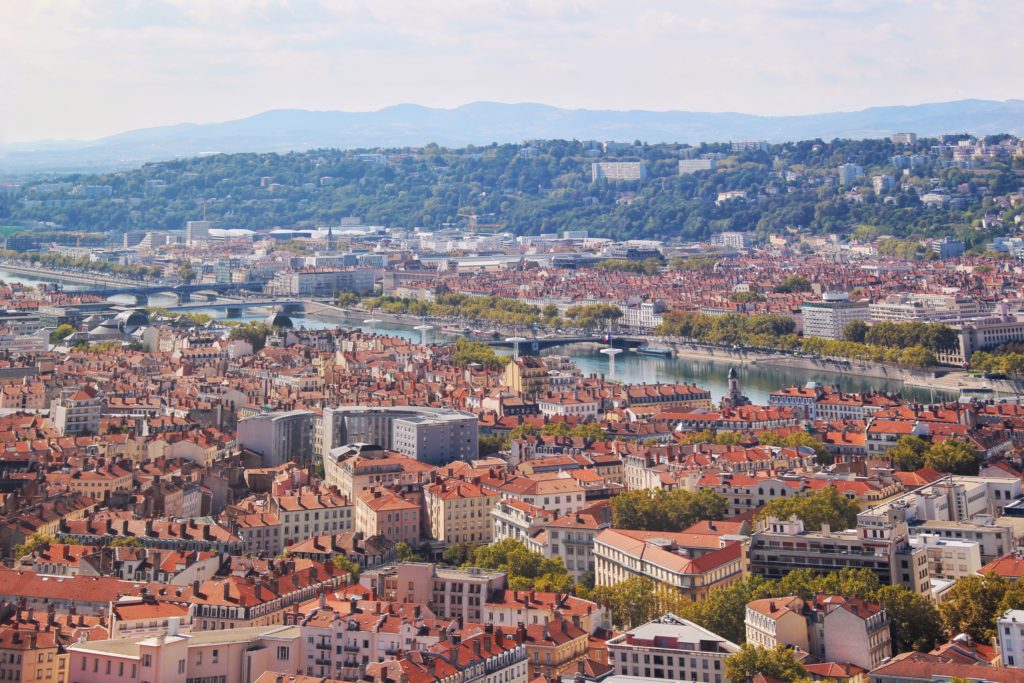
[3, 0, 1022, 143]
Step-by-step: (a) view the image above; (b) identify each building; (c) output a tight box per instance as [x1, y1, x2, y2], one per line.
[932, 236, 965, 260]
[606, 614, 739, 683]
[678, 159, 716, 175]
[269, 268, 375, 297]
[354, 488, 422, 546]
[908, 533, 982, 581]
[51, 386, 102, 435]
[503, 356, 553, 399]
[891, 132, 918, 146]
[360, 564, 506, 623]
[593, 529, 746, 601]
[838, 163, 865, 186]
[731, 141, 768, 152]
[1000, 609, 1024, 668]
[323, 445, 436, 500]
[745, 595, 892, 671]
[322, 406, 478, 465]
[67, 623, 300, 683]
[424, 478, 501, 545]
[591, 162, 646, 182]
[715, 232, 752, 250]
[184, 220, 211, 245]
[237, 411, 316, 467]
[749, 509, 931, 595]
[801, 293, 870, 340]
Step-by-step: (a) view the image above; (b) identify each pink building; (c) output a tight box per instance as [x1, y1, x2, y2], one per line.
[68, 622, 300, 683]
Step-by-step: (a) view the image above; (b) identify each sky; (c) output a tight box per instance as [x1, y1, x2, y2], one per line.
[2, 0, 1022, 143]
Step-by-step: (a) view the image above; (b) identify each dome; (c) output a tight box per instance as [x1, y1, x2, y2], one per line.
[113, 308, 149, 332]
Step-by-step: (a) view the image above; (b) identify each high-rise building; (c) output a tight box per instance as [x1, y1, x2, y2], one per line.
[591, 162, 646, 182]
[678, 158, 716, 175]
[838, 163, 865, 186]
[801, 292, 870, 340]
[184, 220, 211, 245]
[891, 132, 918, 145]
[322, 406, 478, 464]
[237, 410, 316, 467]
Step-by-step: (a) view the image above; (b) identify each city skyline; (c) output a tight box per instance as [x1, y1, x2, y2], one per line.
[3, 0, 1023, 143]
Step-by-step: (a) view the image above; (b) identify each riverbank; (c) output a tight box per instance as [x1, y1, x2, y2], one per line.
[0, 260, 147, 288]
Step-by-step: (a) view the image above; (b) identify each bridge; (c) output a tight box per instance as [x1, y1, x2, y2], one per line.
[166, 299, 305, 317]
[481, 336, 647, 352]
[74, 282, 261, 305]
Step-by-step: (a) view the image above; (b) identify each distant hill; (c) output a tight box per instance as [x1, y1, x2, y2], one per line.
[3, 99, 1024, 174]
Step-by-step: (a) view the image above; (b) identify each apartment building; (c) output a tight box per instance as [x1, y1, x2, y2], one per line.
[237, 411, 316, 467]
[68, 623, 300, 683]
[593, 529, 746, 601]
[269, 268, 374, 296]
[801, 293, 870, 340]
[745, 595, 892, 671]
[749, 509, 931, 595]
[591, 162, 646, 182]
[322, 406, 477, 464]
[359, 564, 506, 624]
[324, 445, 436, 499]
[270, 489, 353, 548]
[999, 609, 1024, 668]
[51, 386, 102, 435]
[606, 614, 739, 683]
[354, 488, 421, 547]
[424, 478, 500, 545]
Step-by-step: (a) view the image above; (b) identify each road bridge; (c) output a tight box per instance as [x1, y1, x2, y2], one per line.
[166, 299, 305, 317]
[75, 282, 261, 305]
[481, 336, 647, 352]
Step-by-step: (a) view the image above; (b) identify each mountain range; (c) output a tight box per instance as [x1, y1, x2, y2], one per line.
[3, 99, 1024, 175]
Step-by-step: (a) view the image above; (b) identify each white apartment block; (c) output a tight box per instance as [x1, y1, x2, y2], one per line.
[801, 293, 870, 340]
[591, 162, 646, 182]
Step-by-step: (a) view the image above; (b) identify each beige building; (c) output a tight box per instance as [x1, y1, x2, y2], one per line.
[360, 563, 506, 624]
[746, 595, 892, 671]
[424, 478, 500, 545]
[594, 529, 746, 600]
[354, 488, 422, 546]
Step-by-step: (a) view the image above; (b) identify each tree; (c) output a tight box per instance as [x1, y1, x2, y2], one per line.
[877, 585, 943, 653]
[467, 539, 573, 593]
[478, 434, 505, 457]
[590, 577, 690, 630]
[452, 338, 506, 370]
[228, 321, 275, 352]
[49, 323, 75, 343]
[110, 536, 142, 548]
[14, 532, 56, 559]
[843, 319, 869, 343]
[178, 264, 198, 284]
[924, 439, 979, 475]
[939, 573, 1009, 641]
[725, 643, 808, 682]
[336, 291, 360, 307]
[887, 435, 929, 471]
[331, 555, 361, 581]
[610, 488, 727, 531]
[395, 542, 424, 563]
[443, 542, 473, 567]
[757, 486, 860, 531]
[773, 275, 812, 293]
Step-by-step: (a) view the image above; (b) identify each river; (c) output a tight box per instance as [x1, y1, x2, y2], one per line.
[0, 267, 953, 404]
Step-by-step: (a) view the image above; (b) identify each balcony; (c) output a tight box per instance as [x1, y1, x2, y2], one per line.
[343, 644, 360, 653]
[316, 643, 332, 650]
[315, 659, 332, 666]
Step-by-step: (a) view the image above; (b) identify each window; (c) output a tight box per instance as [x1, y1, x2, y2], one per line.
[178, 660, 186, 675]
[142, 655, 152, 668]
[277, 647, 290, 660]
[212, 650, 219, 664]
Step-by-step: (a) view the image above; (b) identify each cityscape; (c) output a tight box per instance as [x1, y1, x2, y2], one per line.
[3, 3, 1024, 683]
